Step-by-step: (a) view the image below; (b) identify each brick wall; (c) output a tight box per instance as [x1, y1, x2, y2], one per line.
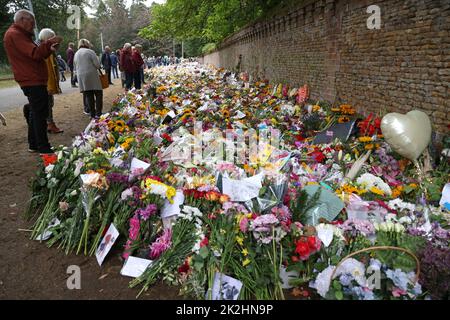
[202, 0, 450, 133]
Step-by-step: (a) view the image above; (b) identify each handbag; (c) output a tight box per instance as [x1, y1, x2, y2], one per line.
[99, 69, 109, 89]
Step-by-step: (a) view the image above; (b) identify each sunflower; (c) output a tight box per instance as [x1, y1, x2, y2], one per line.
[114, 120, 126, 133]
[156, 86, 167, 94]
[221, 109, 230, 118]
[183, 108, 194, 115]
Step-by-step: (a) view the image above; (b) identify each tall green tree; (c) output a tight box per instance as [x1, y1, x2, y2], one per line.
[139, 0, 301, 56]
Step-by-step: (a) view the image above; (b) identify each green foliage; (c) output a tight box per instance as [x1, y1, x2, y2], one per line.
[291, 187, 322, 225]
[201, 43, 216, 55]
[139, 0, 301, 56]
[375, 231, 426, 272]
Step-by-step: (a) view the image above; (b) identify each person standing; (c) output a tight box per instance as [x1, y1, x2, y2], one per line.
[120, 43, 136, 91]
[57, 55, 67, 82]
[132, 45, 144, 90]
[3, 9, 62, 155]
[110, 51, 119, 79]
[74, 39, 103, 119]
[101, 46, 113, 85]
[67, 42, 77, 88]
[39, 28, 64, 134]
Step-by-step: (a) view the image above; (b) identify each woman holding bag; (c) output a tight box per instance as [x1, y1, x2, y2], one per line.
[74, 39, 103, 119]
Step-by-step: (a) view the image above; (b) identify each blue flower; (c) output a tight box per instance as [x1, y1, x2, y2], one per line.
[351, 286, 375, 300]
[385, 269, 410, 291]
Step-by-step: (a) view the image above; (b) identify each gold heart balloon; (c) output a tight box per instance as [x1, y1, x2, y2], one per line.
[381, 110, 432, 161]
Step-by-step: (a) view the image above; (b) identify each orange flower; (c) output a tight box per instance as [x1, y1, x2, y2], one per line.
[41, 153, 58, 167]
[219, 194, 230, 204]
[205, 191, 220, 202]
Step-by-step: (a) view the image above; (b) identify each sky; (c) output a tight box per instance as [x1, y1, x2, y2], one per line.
[85, 0, 165, 16]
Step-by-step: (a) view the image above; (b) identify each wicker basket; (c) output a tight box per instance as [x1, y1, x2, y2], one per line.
[330, 246, 421, 284]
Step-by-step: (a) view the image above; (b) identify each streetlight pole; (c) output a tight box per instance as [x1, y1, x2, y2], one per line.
[27, 0, 39, 40]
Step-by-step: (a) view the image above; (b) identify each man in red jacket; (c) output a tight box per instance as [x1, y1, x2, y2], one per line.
[120, 43, 136, 91]
[3, 9, 62, 154]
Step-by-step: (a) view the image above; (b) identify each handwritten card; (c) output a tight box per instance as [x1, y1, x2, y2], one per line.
[96, 224, 119, 266]
[210, 273, 243, 301]
[120, 257, 153, 278]
[303, 185, 345, 225]
[222, 173, 264, 202]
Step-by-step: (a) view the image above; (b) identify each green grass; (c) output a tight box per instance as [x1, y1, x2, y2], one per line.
[0, 62, 12, 80]
[0, 79, 17, 89]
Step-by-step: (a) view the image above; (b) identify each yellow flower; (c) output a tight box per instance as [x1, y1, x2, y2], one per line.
[338, 116, 350, 123]
[156, 86, 167, 94]
[365, 144, 375, 150]
[370, 187, 385, 196]
[358, 136, 373, 143]
[312, 105, 321, 112]
[236, 236, 244, 246]
[242, 248, 249, 256]
[242, 259, 251, 267]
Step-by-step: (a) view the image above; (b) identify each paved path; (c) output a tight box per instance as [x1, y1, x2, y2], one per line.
[0, 80, 81, 113]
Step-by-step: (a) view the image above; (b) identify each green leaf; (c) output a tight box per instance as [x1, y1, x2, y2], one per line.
[335, 291, 344, 300]
[199, 246, 209, 259]
[333, 280, 342, 291]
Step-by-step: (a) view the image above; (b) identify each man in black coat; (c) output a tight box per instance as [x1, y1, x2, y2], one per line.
[101, 46, 113, 85]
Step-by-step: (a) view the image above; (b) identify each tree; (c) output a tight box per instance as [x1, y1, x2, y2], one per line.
[138, 0, 297, 56]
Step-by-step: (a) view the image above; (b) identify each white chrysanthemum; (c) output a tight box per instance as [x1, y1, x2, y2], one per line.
[148, 184, 168, 197]
[356, 173, 392, 196]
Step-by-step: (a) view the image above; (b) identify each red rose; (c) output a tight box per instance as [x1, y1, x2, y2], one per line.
[295, 240, 311, 260]
[200, 237, 209, 248]
[307, 236, 321, 251]
[310, 151, 325, 163]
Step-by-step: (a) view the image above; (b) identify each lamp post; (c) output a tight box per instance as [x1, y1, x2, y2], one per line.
[27, 0, 39, 40]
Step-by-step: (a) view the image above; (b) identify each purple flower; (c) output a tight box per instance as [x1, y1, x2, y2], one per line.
[136, 204, 158, 221]
[107, 172, 129, 185]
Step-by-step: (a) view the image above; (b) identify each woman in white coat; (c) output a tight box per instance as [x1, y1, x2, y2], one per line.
[74, 39, 103, 119]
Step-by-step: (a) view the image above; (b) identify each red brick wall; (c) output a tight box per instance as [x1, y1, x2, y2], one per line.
[202, 0, 450, 133]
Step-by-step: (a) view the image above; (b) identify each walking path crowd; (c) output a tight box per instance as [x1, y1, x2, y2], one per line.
[2, 9, 182, 156]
